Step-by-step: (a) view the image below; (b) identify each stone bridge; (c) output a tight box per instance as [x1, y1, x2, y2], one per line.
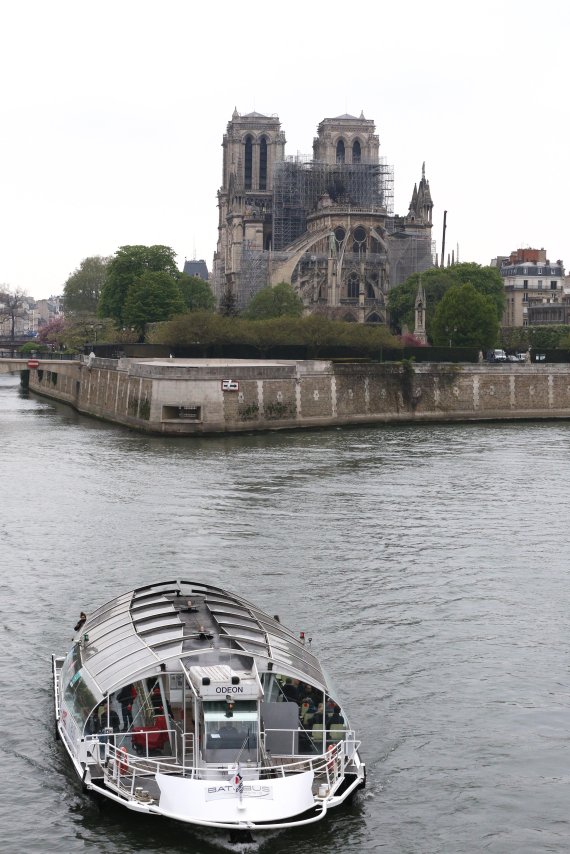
[0, 357, 78, 375]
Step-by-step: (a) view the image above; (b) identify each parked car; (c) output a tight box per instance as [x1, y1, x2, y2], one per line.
[487, 349, 507, 363]
[507, 353, 525, 362]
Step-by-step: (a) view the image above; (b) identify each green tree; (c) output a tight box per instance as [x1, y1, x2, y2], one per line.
[148, 310, 231, 353]
[431, 283, 498, 350]
[99, 245, 178, 325]
[244, 282, 304, 320]
[177, 274, 215, 312]
[123, 271, 185, 337]
[219, 286, 239, 317]
[63, 256, 110, 315]
[388, 263, 505, 338]
[450, 262, 505, 319]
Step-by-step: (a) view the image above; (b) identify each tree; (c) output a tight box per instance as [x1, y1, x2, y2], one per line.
[244, 282, 304, 320]
[122, 270, 185, 337]
[387, 268, 456, 334]
[387, 263, 505, 338]
[0, 287, 29, 339]
[63, 256, 110, 315]
[98, 245, 178, 325]
[36, 316, 66, 347]
[449, 262, 505, 320]
[177, 274, 215, 312]
[219, 286, 239, 317]
[148, 310, 231, 353]
[431, 283, 498, 350]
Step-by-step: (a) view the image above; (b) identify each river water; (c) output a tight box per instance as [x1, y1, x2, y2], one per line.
[2, 373, 570, 853]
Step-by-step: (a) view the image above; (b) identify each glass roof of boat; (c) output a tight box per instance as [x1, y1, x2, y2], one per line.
[72, 579, 327, 695]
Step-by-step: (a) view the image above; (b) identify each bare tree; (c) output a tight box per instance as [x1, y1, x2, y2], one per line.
[0, 287, 29, 340]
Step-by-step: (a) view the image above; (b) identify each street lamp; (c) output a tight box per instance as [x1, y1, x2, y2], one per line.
[446, 326, 457, 348]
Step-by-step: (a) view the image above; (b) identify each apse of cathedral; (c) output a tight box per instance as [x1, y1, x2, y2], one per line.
[212, 109, 434, 322]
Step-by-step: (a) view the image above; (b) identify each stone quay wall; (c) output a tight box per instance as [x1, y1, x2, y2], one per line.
[26, 358, 570, 435]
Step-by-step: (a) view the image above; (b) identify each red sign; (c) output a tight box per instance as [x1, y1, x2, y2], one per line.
[27, 360, 40, 368]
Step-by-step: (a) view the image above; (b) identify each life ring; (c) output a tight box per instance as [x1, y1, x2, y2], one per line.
[117, 746, 129, 775]
[326, 743, 335, 773]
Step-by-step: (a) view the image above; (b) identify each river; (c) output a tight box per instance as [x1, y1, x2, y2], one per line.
[2, 373, 570, 853]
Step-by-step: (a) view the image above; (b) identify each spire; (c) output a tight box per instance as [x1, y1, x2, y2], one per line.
[422, 161, 425, 180]
[409, 183, 418, 213]
[232, 106, 239, 119]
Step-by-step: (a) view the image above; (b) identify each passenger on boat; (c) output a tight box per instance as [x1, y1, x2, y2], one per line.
[300, 698, 317, 725]
[73, 612, 87, 633]
[117, 684, 136, 731]
[281, 678, 301, 703]
[328, 704, 345, 725]
[94, 701, 120, 733]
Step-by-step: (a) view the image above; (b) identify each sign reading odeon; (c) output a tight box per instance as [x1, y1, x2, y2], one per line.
[215, 685, 244, 694]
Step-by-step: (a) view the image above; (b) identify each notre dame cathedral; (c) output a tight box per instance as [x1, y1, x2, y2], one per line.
[212, 109, 433, 323]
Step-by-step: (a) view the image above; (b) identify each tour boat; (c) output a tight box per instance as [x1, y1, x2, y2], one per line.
[52, 580, 365, 840]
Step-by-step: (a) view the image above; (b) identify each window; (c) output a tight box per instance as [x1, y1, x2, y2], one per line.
[347, 272, 359, 298]
[204, 700, 258, 752]
[538, 268, 543, 273]
[522, 293, 528, 302]
[538, 281, 543, 289]
[336, 139, 345, 164]
[352, 140, 361, 163]
[334, 226, 346, 247]
[162, 405, 202, 421]
[352, 225, 366, 254]
[523, 280, 528, 289]
[551, 281, 558, 289]
[259, 138, 268, 190]
[244, 136, 253, 190]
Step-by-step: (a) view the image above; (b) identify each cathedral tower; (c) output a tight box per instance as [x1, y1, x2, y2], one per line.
[312, 112, 379, 164]
[212, 110, 286, 302]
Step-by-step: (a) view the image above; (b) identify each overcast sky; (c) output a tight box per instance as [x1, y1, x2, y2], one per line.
[1, 0, 568, 300]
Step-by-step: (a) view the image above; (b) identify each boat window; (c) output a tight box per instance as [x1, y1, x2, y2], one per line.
[63, 665, 100, 729]
[204, 700, 258, 750]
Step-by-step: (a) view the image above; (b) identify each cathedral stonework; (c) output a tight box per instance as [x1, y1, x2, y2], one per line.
[212, 110, 433, 322]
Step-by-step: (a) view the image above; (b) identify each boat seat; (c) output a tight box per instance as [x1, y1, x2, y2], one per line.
[329, 723, 346, 742]
[311, 724, 324, 745]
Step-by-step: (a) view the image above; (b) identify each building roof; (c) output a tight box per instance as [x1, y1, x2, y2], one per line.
[183, 259, 209, 280]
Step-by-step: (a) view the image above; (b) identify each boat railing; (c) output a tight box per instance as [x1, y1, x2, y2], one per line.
[100, 729, 359, 803]
[95, 726, 191, 769]
[261, 726, 359, 759]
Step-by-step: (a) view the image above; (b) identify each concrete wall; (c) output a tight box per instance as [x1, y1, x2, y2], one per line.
[26, 358, 570, 435]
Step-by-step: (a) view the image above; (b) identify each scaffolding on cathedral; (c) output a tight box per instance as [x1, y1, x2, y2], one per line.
[272, 156, 394, 251]
[239, 245, 270, 309]
[384, 228, 434, 287]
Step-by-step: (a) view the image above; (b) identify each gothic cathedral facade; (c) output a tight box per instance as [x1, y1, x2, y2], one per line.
[212, 110, 433, 323]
